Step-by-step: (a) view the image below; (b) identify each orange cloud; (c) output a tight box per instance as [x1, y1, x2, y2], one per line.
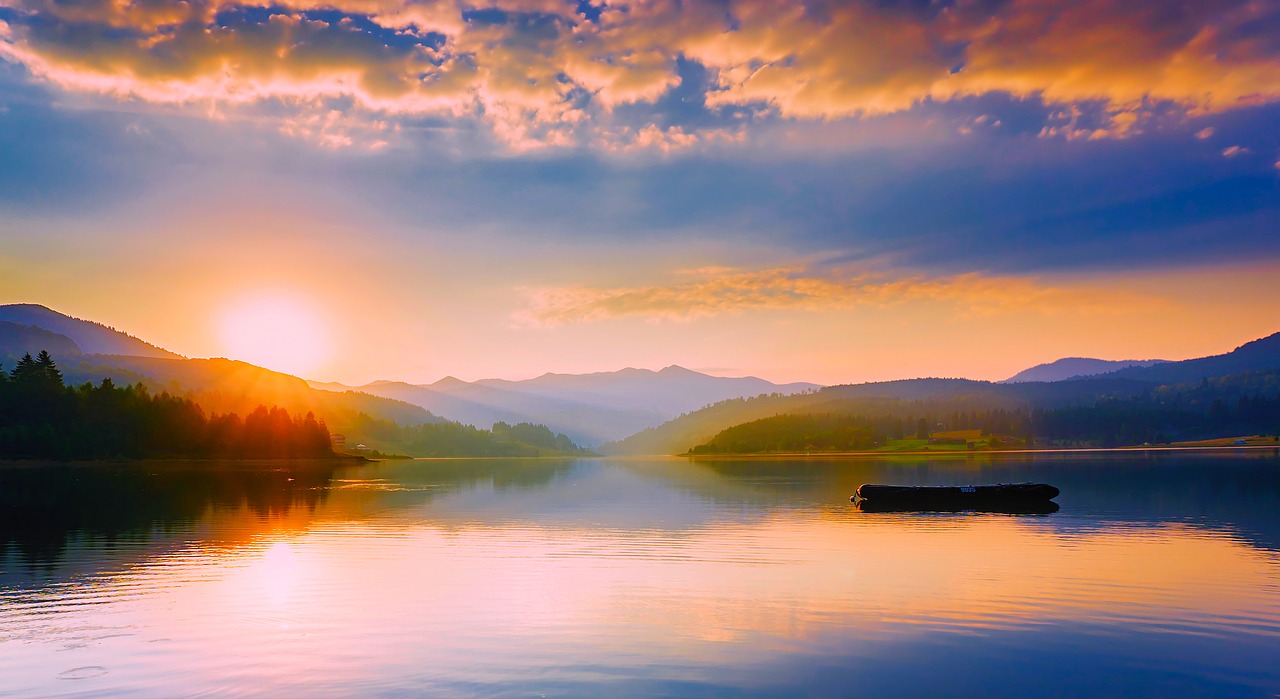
[513, 265, 1162, 326]
[0, 0, 1276, 149]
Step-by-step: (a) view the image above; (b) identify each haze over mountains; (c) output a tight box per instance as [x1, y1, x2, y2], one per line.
[312, 368, 821, 446]
[4, 303, 1279, 455]
[0, 304, 820, 448]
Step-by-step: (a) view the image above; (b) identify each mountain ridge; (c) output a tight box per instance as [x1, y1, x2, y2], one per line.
[0, 304, 182, 359]
[317, 365, 821, 446]
[1003, 357, 1167, 383]
[0, 321, 84, 361]
[605, 329, 1280, 454]
[1096, 332, 1280, 384]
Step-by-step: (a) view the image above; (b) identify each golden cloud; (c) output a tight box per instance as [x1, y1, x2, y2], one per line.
[0, 0, 1276, 148]
[513, 266, 1162, 326]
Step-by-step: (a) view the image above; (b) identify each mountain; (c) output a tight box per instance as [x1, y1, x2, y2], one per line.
[607, 331, 1280, 454]
[1003, 357, 1166, 383]
[475, 365, 820, 414]
[2, 304, 439, 442]
[0, 304, 181, 358]
[1100, 332, 1280, 384]
[0, 321, 83, 362]
[53, 355, 438, 428]
[355, 379, 662, 447]
[316, 366, 821, 447]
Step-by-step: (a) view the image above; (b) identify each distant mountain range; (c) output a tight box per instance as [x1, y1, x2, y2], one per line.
[6, 301, 1279, 455]
[1003, 357, 1167, 383]
[312, 367, 821, 446]
[0, 303, 819, 448]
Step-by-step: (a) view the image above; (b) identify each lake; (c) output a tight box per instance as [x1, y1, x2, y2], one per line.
[2, 452, 1279, 697]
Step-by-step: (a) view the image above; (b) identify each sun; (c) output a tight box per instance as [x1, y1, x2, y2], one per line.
[218, 294, 330, 377]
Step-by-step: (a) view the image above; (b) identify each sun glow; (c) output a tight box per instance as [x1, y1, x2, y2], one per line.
[218, 294, 330, 377]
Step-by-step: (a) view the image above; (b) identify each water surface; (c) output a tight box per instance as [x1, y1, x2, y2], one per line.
[2, 452, 1279, 697]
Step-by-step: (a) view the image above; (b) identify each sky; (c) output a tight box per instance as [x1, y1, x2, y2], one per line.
[0, 0, 1278, 386]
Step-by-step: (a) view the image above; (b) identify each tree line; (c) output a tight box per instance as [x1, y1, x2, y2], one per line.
[0, 351, 334, 459]
[339, 412, 593, 457]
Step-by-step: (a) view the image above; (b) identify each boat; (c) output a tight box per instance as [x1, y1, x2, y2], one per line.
[854, 498, 1059, 515]
[852, 482, 1060, 508]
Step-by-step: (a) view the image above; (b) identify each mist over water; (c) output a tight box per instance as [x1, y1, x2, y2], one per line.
[2, 453, 1279, 697]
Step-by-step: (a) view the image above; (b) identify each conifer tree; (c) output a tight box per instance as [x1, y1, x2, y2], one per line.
[35, 350, 63, 386]
[10, 352, 37, 383]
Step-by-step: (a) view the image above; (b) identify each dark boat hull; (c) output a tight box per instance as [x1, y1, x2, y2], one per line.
[855, 498, 1060, 515]
[853, 482, 1059, 506]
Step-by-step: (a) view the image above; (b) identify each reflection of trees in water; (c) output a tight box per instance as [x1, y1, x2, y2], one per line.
[688, 452, 1280, 553]
[0, 461, 337, 572]
[5, 454, 1278, 579]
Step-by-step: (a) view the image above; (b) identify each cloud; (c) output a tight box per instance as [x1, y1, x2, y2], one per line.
[0, 0, 1276, 149]
[1196, 127, 1216, 139]
[514, 265, 1159, 326]
[1222, 145, 1250, 157]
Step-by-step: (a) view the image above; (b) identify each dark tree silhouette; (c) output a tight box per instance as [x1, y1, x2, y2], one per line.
[0, 351, 335, 460]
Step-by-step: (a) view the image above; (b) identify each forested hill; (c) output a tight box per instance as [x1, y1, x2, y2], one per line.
[688, 376, 1280, 454]
[1099, 332, 1280, 384]
[0, 351, 336, 460]
[0, 304, 447, 448]
[606, 329, 1280, 455]
[335, 414, 596, 458]
[0, 351, 595, 460]
[602, 378, 1152, 455]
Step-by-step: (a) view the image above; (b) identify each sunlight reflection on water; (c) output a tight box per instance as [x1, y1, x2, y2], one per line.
[1, 453, 1279, 697]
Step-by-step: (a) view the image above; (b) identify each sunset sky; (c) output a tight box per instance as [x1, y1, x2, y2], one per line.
[1, 0, 1278, 385]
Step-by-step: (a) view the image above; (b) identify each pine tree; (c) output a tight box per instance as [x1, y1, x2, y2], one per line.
[9, 352, 37, 383]
[35, 350, 63, 386]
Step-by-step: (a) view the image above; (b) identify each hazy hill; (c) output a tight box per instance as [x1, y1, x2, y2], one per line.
[1100, 332, 1280, 384]
[318, 366, 821, 446]
[475, 365, 820, 414]
[0, 304, 439, 440]
[358, 379, 661, 447]
[607, 331, 1280, 454]
[56, 355, 438, 430]
[0, 321, 83, 362]
[0, 304, 181, 359]
[1003, 357, 1166, 383]
[686, 367, 1280, 454]
[603, 392, 823, 456]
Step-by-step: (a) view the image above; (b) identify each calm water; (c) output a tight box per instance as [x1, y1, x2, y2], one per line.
[2, 452, 1279, 697]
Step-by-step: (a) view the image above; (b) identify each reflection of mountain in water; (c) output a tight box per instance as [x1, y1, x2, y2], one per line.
[0, 461, 339, 577]
[4, 453, 1278, 585]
